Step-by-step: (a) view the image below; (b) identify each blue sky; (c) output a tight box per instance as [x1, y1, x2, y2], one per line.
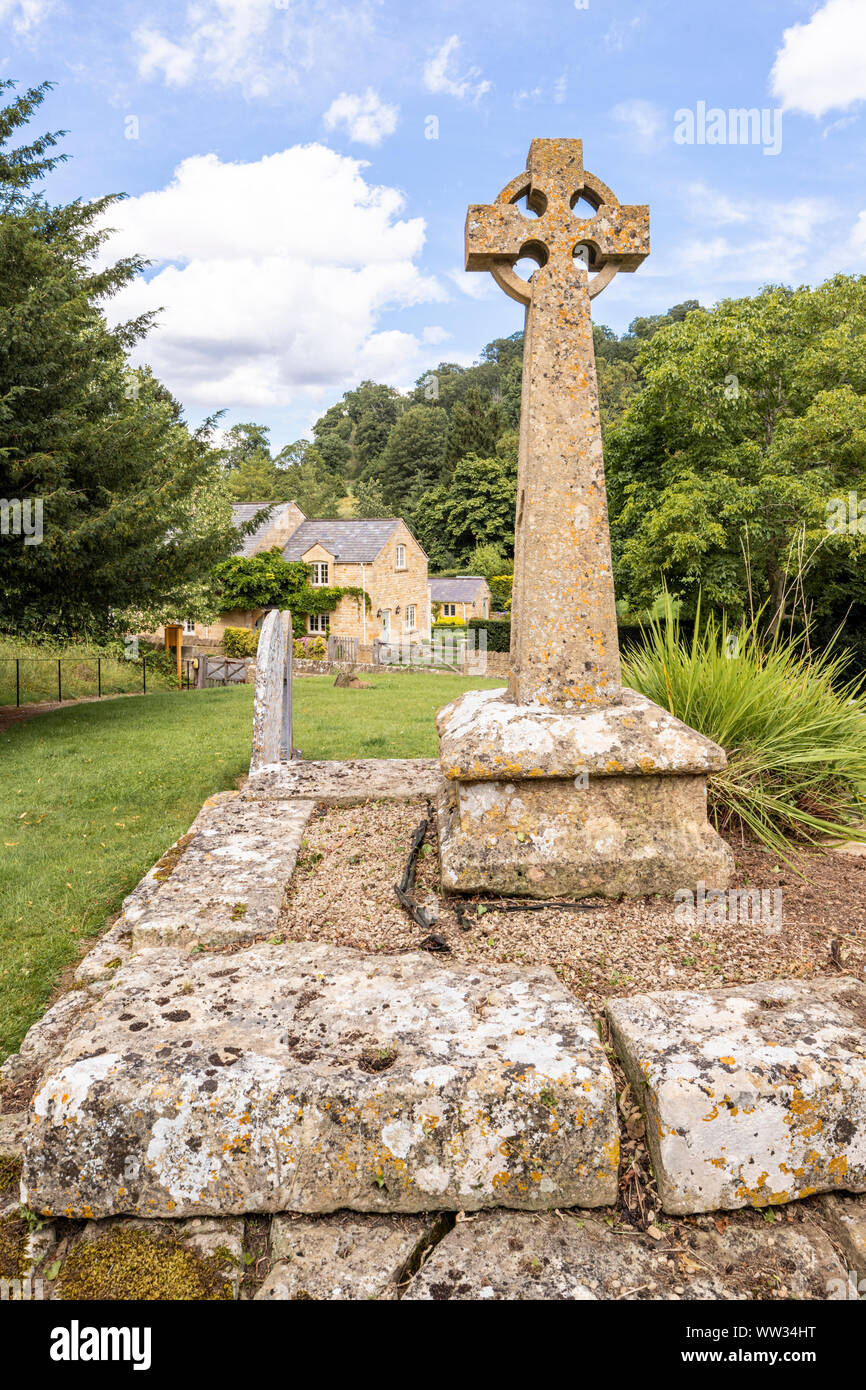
[3, 0, 866, 446]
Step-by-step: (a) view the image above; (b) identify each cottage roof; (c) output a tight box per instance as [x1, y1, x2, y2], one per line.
[428, 576, 488, 602]
[231, 502, 301, 557]
[282, 518, 401, 565]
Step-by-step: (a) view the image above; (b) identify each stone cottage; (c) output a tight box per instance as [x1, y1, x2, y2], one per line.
[283, 517, 430, 647]
[155, 504, 430, 651]
[428, 575, 492, 624]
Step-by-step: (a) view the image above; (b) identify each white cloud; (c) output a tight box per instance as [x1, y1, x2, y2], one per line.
[846, 210, 866, 258]
[604, 17, 642, 53]
[135, 27, 197, 88]
[99, 145, 446, 408]
[685, 182, 748, 227]
[0, 0, 54, 32]
[323, 89, 398, 146]
[672, 187, 836, 285]
[770, 0, 866, 117]
[609, 99, 664, 153]
[421, 325, 450, 345]
[132, 0, 376, 97]
[424, 35, 491, 104]
[446, 266, 496, 299]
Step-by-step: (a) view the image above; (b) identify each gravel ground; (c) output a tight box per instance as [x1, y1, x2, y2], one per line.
[279, 798, 866, 1017]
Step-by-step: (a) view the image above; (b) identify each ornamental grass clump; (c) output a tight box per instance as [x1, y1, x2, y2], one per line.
[621, 597, 866, 855]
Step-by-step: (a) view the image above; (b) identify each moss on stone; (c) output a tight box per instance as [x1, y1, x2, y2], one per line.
[0, 1155, 22, 1195]
[0, 1216, 29, 1279]
[57, 1227, 234, 1301]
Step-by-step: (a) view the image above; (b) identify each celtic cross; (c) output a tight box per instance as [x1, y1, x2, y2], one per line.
[465, 138, 649, 707]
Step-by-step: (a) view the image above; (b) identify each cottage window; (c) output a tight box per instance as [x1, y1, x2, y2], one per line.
[442, 603, 456, 617]
[395, 544, 406, 570]
[308, 613, 329, 634]
[310, 561, 329, 587]
[406, 604, 416, 629]
[182, 618, 196, 635]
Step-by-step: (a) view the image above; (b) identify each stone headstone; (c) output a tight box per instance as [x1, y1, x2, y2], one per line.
[250, 608, 292, 771]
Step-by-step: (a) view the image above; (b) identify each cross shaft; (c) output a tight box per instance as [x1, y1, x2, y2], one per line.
[465, 139, 648, 708]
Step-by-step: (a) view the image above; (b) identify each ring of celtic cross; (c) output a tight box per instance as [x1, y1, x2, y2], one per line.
[465, 139, 649, 306]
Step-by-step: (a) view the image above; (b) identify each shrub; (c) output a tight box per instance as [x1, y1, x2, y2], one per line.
[621, 595, 866, 855]
[293, 636, 327, 660]
[469, 617, 510, 652]
[489, 574, 513, 610]
[433, 615, 467, 629]
[222, 627, 259, 658]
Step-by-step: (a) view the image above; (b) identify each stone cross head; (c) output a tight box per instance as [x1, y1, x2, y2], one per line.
[465, 138, 649, 305]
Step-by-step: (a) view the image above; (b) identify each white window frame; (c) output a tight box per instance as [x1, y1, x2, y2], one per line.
[182, 618, 196, 635]
[395, 543, 406, 570]
[406, 604, 416, 629]
[310, 561, 329, 587]
[308, 613, 329, 634]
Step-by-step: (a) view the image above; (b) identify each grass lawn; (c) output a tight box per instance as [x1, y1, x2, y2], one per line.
[0, 671, 503, 1060]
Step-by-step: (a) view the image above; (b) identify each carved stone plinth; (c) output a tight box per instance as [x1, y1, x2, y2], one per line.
[437, 689, 733, 899]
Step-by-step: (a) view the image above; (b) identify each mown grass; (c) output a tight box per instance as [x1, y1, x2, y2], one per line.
[0, 672, 503, 1059]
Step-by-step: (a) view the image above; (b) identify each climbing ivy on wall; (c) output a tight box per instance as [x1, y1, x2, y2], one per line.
[212, 548, 370, 638]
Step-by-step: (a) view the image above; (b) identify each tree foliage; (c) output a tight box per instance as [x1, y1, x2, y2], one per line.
[606, 278, 866, 637]
[0, 80, 240, 635]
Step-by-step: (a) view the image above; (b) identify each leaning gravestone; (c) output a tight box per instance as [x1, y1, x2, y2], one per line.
[250, 609, 293, 770]
[436, 140, 733, 898]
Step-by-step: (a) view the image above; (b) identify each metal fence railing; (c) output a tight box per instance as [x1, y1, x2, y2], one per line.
[0, 656, 196, 707]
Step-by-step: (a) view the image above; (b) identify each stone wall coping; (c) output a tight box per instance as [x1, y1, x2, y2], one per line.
[437, 687, 727, 781]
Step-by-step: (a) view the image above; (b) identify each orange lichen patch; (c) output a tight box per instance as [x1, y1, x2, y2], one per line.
[828, 1155, 848, 1180]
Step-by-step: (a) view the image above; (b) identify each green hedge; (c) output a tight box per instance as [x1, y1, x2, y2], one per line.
[222, 626, 259, 657]
[469, 617, 511, 652]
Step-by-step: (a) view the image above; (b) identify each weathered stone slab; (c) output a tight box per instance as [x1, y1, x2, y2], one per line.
[244, 758, 444, 805]
[0, 989, 95, 1095]
[73, 922, 132, 986]
[131, 795, 314, 949]
[607, 976, 866, 1216]
[819, 1193, 866, 1282]
[256, 1213, 445, 1300]
[437, 687, 727, 782]
[24, 943, 618, 1218]
[403, 1209, 846, 1301]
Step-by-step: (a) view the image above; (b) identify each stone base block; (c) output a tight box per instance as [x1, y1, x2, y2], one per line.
[438, 775, 732, 900]
[436, 688, 732, 899]
[24, 943, 618, 1218]
[607, 976, 866, 1216]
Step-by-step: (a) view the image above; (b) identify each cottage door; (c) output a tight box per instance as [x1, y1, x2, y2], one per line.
[381, 609, 391, 641]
